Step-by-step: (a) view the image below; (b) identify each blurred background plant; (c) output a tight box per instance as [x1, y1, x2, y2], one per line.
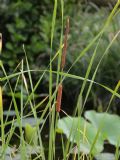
[0, 0, 120, 113]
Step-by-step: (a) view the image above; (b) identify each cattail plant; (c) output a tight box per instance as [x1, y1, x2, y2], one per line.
[56, 84, 63, 112]
[0, 33, 2, 54]
[61, 17, 70, 70]
[56, 17, 70, 113]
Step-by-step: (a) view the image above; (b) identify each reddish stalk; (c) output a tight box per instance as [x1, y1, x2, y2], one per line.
[61, 17, 70, 70]
[0, 33, 2, 53]
[56, 84, 63, 112]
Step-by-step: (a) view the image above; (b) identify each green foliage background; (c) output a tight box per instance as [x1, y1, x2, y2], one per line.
[0, 0, 120, 110]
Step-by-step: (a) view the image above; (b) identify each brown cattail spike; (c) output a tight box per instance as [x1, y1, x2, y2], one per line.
[61, 17, 70, 70]
[0, 33, 2, 54]
[56, 84, 63, 112]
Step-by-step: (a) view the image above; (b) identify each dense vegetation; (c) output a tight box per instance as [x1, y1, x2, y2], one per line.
[0, 0, 120, 159]
[0, 1, 120, 111]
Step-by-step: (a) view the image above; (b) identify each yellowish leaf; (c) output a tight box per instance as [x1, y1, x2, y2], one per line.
[25, 123, 38, 146]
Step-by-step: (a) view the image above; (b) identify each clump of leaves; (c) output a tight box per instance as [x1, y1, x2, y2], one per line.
[57, 110, 120, 156]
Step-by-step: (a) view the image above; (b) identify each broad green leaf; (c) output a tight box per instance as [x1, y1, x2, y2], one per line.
[26, 145, 41, 155]
[95, 153, 115, 160]
[0, 145, 41, 159]
[4, 110, 16, 117]
[85, 110, 120, 146]
[14, 117, 43, 127]
[58, 117, 104, 155]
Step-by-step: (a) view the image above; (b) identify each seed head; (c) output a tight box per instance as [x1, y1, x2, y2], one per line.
[56, 84, 63, 112]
